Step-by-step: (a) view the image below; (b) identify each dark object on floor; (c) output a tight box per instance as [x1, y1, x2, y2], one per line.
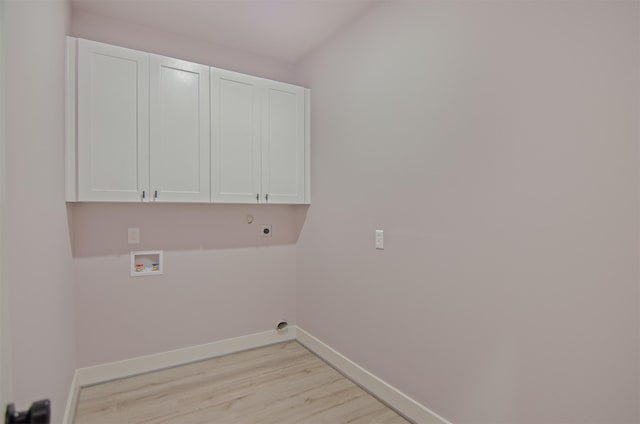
[5, 400, 50, 424]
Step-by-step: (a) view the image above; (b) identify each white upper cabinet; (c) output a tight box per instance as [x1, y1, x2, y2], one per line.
[76, 39, 149, 202]
[210, 71, 308, 204]
[150, 55, 210, 203]
[262, 81, 306, 204]
[67, 37, 309, 204]
[210, 69, 261, 203]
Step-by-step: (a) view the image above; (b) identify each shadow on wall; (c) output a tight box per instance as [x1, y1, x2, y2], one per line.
[67, 202, 309, 258]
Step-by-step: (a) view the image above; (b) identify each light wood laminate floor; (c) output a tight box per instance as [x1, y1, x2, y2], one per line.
[74, 341, 411, 424]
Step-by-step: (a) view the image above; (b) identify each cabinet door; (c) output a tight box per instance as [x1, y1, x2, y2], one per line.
[210, 69, 262, 203]
[261, 81, 306, 204]
[150, 56, 210, 203]
[77, 39, 149, 202]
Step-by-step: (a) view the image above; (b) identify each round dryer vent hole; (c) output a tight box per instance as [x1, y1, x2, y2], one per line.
[276, 321, 288, 333]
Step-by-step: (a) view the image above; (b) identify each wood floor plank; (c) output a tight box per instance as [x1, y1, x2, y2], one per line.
[74, 341, 410, 424]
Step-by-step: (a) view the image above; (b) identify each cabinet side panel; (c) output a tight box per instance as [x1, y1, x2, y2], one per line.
[65, 37, 77, 202]
[305, 88, 311, 204]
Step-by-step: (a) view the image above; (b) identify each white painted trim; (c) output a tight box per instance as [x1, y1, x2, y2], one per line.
[296, 327, 452, 424]
[76, 328, 296, 387]
[304, 88, 311, 204]
[65, 36, 77, 202]
[62, 370, 79, 424]
[63, 326, 451, 424]
[63, 327, 296, 423]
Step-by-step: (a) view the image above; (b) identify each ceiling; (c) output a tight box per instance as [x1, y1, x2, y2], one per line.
[71, 0, 376, 64]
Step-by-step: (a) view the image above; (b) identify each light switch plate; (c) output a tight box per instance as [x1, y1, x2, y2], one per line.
[376, 230, 384, 250]
[128, 227, 140, 244]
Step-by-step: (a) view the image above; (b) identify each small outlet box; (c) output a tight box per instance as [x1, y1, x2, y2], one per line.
[261, 225, 272, 237]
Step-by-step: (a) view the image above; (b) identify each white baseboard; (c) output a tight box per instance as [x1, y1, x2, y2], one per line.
[61, 369, 78, 424]
[63, 327, 296, 424]
[64, 325, 451, 424]
[296, 327, 451, 424]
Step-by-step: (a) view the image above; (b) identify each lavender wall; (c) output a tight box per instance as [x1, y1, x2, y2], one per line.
[4, 1, 75, 422]
[0, 0, 11, 411]
[70, 10, 295, 84]
[71, 204, 303, 366]
[295, 2, 639, 423]
[69, 12, 303, 367]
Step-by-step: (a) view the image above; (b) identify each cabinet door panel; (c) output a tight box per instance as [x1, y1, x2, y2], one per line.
[150, 56, 210, 203]
[77, 39, 149, 201]
[262, 82, 305, 204]
[211, 69, 261, 203]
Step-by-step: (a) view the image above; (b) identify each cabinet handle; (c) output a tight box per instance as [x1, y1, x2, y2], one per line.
[154, 190, 158, 200]
[256, 193, 259, 203]
[265, 193, 269, 203]
[142, 190, 146, 201]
